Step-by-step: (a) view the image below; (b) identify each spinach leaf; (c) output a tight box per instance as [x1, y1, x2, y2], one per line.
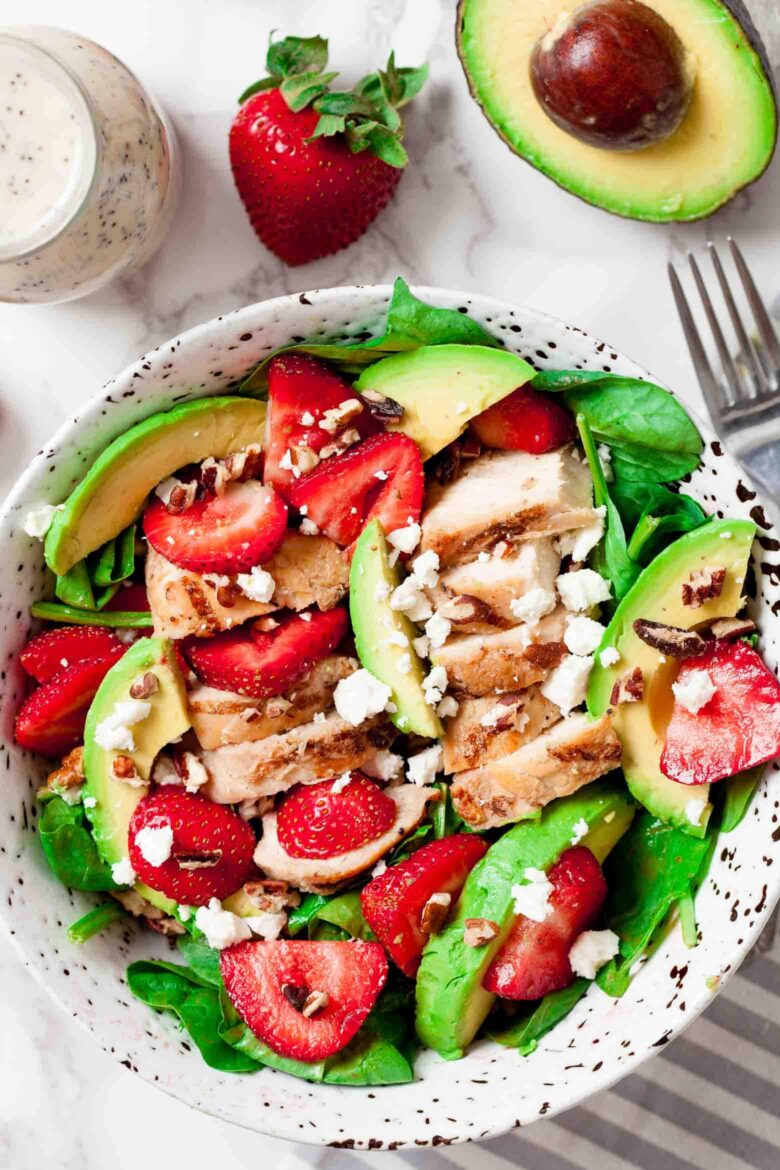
[312, 890, 374, 940]
[597, 811, 714, 996]
[30, 602, 153, 627]
[430, 780, 467, 838]
[92, 523, 137, 587]
[613, 481, 707, 564]
[577, 414, 639, 601]
[67, 899, 125, 944]
[531, 370, 612, 393]
[176, 932, 223, 986]
[386, 820, 433, 863]
[720, 766, 764, 833]
[241, 278, 500, 393]
[487, 979, 590, 1056]
[38, 796, 119, 892]
[287, 893, 330, 937]
[127, 960, 259, 1073]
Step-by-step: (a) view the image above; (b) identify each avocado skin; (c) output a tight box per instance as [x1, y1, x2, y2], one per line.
[45, 396, 267, 576]
[456, 0, 777, 223]
[587, 518, 755, 833]
[83, 636, 190, 912]
[415, 779, 634, 1059]
[350, 519, 442, 738]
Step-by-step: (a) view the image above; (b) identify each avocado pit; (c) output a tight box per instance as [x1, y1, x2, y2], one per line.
[530, 0, 695, 151]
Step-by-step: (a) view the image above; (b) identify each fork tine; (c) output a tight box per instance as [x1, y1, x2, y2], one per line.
[729, 238, 780, 380]
[688, 252, 741, 407]
[708, 242, 768, 396]
[667, 262, 731, 416]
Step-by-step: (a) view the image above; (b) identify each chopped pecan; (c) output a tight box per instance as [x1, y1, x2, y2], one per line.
[200, 456, 230, 496]
[318, 399, 364, 434]
[243, 879, 301, 914]
[129, 671, 159, 700]
[319, 427, 361, 461]
[265, 696, 292, 720]
[681, 566, 727, 609]
[421, 892, 452, 936]
[301, 990, 330, 1018]
[705, 616, 757, 642]
[148, 916, 187, 936]
[610, 667, 644, 706]
[112, 755, 143, 785]
[359, 388, 404, 421]
[463, 918, 501, 947]
[438, 593, 499, 627]
[282, 983, 310, 1012]
[224, 443, 263, 482]
[289, 444, 321, 476]
[215, 580, 241, 609]
[46, 746, 84, 794]
[174, 849, 223, 869]
[632, 619, 707, 659]
[433, 442, 462, 485]
[166, 480, 198, 515]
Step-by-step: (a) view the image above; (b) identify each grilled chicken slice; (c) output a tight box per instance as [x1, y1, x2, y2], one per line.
[430, 538, 561, 634]
[200, 712, 395, 803]
[451, 713, 622, 829]
[442, 687, 560, 774]
[253, 785, 435, 893]
[420, 447, 597, 568]
[188, 655, 358, 750]
[146, 532, 348, 639]
[431, 606, 567, 696]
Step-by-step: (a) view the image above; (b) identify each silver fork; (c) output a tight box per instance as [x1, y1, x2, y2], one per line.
[668, 238, 780, 503]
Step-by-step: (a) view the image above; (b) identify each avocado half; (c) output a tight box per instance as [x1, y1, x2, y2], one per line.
[457, 0, 777, 222]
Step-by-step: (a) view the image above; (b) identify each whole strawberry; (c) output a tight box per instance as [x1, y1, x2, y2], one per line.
[229, 34, 427, 266]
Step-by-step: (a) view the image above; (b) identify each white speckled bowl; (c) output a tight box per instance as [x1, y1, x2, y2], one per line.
[1, 286, 779, 1151]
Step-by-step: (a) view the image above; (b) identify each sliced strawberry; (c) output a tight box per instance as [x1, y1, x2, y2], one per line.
[483, 846, 607, 1000]
[661, 639, 780, 786]
[470, 386, 575, 454]
[143, 480, 288, 575]
[14, 645, 125, 758]
[289, 432, 424, 551]
[183, 606, 347, 699]
[20, 625, 121, 683]
[103, 582, 150, 612]
[361, 834, 489, 977]
[264, 353, 380, 499]
[220, 939, 388, 1061]
[128, 788, 255, 905]
[277, 773, 397, 860]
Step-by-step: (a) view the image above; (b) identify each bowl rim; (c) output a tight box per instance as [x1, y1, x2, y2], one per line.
[1, 281, 778, 1149]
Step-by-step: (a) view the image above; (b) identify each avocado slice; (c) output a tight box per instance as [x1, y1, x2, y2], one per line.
[83, 636, 191, 911]
[587, 518, 755, 834]
[457, 0, 777, 222]
[416, 780, 634, 1059]
[350, 519, 442, 738]
[354, 344, 535, 459]
[45, 397, 267, 575]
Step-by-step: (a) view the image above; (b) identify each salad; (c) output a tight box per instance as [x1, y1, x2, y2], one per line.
[16, 280, 780, 1086]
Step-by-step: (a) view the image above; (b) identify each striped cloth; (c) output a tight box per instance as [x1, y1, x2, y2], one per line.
[275, 915, 780, 1169]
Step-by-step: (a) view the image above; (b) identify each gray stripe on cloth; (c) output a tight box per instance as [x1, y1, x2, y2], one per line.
[613, 1069, 780, 1170]
[660, 1035, 780, 1118]
[555, 1105, 703, 1170]
[737, 959, 780, 998]
[705, 993, 780, 1054]
[485, 1132, 589, 1170]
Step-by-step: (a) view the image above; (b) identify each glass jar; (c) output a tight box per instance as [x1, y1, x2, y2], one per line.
[0, 26, 180, 303]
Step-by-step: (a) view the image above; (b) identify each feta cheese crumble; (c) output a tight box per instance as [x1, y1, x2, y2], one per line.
[599, 646, 621, 668]
[541, 655, 594, 715]
[511, 868, 554, 922]
[412, 634, 430, 658]
[94, 699, 152, 752]
[371, 859, 388, 879]
[672, 669, 717, 714]
[437, 695, 459, 718]
[570, 817, 589, 846]
[135, 822, 174, 867]
[685, 797, 708, 827]
[422, 665, 448, 707]
[390, 575, 433, 623]
[411, 549, 440, 589]
[424, 611, 451, 649]
[564, 615, 606, 657]
[407, 744, 443, 786]
[334, 669, 393, 726]
[300, 411, 315, 426]
[299, 518, 319, 536]
[477, 551, 490, 564]
[111, 858, 137, 886]
[509, 587, 556, 626]
[373, 469, 388, 481]
[374, 580, 390, 602]
[363, 750, 404, 783]
[397, 652, 412, 675]
[23, 502, 64, 539]
[387, 521, 422, 564]
[236, 566, 275, 603]
[195, 898, 252, 950]
[556, 568, 612, 612]
[557, 507, 607, 563]
[569, 929, 620, 979]
[331, 772, 353, 794]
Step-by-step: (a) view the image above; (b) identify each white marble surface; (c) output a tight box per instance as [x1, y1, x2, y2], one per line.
[0, 1, 778, 1167]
